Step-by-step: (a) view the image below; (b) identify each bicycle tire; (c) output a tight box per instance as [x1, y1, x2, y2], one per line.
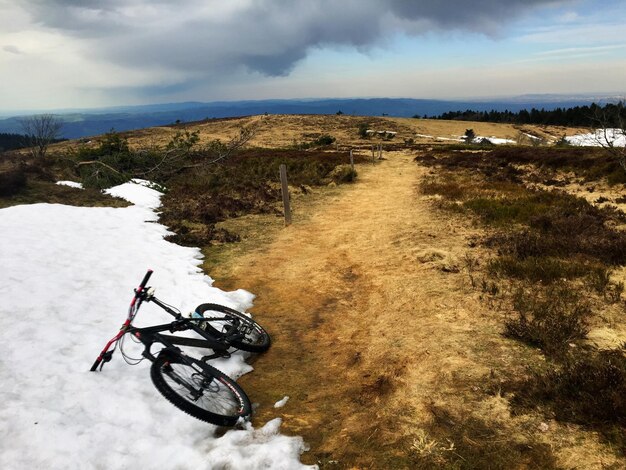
[150, 352, 251, 426]
[195, 303, 271, 353]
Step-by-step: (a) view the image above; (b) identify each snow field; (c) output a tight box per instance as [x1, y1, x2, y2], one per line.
[566, 128, 626, 147]
[0, 180, 314, 470]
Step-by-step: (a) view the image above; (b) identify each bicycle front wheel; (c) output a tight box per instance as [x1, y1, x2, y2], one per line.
[195, 303, 271, 353]
[150, 352, 251, 426]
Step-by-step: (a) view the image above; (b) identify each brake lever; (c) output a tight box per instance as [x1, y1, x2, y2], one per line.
[133, 286, 155, 301]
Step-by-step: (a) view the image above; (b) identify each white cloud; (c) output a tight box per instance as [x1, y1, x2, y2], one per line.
[2, 45, 20, 54]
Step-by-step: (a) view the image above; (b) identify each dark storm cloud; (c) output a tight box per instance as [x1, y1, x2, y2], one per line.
[20, 0, 569, 76]
[387, 0, 565, 30]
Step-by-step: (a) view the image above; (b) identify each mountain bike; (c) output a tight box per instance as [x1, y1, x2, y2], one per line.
[90, 269, 270, 426]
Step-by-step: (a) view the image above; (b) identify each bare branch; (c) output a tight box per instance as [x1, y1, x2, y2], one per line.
[20, 114, 63, 159]
[206, 124, 257, 164]
[589, 101, 626, 171]
[75, 160, 123, 174]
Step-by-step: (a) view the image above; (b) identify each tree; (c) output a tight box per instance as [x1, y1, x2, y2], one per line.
[20, 114, 63, 158]
[590, 101, 626, 171]
[463, 128, 476, 144]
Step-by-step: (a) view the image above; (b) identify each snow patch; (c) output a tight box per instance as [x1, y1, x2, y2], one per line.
[436, 136, 464, 142]
[56, 180, 84, 189]
[566, 128, 626, 147]
[274, 396, 290, 408]
[205, 419, 315, 470]
[473, 136, 515, 145]
[104, 178, 163, 209]
[0, 182, 311, 469]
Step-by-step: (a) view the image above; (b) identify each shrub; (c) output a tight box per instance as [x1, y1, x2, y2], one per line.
[554, 135, 571, 147]
[164, 222, 240, 247]
[0, 167, 27, 196]
[607, 167, 626, 185]
[480, 191, 626, 265]
[499, 222, 626, 266]
[488, 256, 590, 284]
[78, 162, 128, 190]
[313, 134, 336, 146]
[505, 284, 591, 354]
[357, 123, 370, 139]
[512, 349, 626, 428]
[328, 164, 357, 183]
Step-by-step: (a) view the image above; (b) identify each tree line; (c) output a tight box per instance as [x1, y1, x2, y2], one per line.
[0, 133, 30, 152]
[423, 102, 625, 127]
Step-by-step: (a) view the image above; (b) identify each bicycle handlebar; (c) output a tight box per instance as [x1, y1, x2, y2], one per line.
[138, 269, 153, 291]
[91, 269, 153, 372]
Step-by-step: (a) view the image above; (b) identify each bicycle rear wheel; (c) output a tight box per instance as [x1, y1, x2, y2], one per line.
[195, 303, 271, 353]
[150, 352, 251, 426]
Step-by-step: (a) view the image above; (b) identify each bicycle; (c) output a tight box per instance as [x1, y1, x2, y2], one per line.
[90, 269, 271, 426]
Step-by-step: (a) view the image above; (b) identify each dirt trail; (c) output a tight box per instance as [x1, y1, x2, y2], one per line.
[212, 152, 606, 468]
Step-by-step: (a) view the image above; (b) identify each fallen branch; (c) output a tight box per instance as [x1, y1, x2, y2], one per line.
[75, 160, 122, 174]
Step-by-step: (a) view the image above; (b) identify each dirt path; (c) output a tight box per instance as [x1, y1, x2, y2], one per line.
[211, 152, 612, 468]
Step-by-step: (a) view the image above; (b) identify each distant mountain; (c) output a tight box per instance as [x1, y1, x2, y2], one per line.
[0, 95, 622, 139]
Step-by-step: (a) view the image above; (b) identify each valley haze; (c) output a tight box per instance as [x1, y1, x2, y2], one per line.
[1, 95, 624, 139]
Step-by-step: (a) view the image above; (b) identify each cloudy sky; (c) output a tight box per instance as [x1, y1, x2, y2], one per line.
[1, 0, 625, 111]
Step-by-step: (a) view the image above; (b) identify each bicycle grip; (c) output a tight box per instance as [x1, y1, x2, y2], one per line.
[138, 269, 153, 290]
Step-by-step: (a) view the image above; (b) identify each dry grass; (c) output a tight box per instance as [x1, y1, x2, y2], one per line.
[46, 114, 591, 158]
[408, 405, 559, 469]
[417, 145, 626, 465]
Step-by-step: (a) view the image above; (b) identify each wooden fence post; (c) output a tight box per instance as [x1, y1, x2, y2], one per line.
[279, 164, 292, 226]
[378, 143, 382, 159]
[350, 149, 354, 173]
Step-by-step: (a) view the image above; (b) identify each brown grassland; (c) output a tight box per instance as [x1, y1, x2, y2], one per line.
[2, 115, 625, 469]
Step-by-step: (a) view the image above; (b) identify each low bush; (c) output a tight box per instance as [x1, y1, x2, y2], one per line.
[505, 284, 591, 355]
[292, 134, 337, 149]
[0, 167, 27, 196]
[512, 349, 626, 428]
[607, 167, 626, 185]
[464, 190, 604, 227]
[313, 134, 336, 146]
[328, 164, 357, 183]
[488, 256, 591, 284]
[497, 224, 626, 266]
[357, 122, 370, 139]
[164, 223, 240, 247]
[74, 130, 201, 189]
[418, 146, 624, 184]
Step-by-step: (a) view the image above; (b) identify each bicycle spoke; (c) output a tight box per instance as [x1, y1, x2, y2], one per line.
[161, 363, 241, 415]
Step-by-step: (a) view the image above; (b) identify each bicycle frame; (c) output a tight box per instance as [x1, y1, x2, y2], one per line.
[90, 270, 238, 371]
